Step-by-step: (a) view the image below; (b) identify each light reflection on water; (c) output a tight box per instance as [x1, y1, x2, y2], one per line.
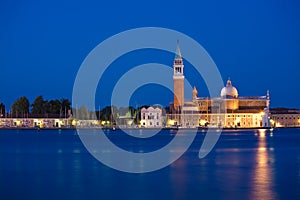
[251, 129, 276, 199]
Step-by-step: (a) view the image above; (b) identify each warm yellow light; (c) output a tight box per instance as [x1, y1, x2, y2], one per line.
[16, 120, 21, 126]
[258, 129, 266, 137]
[101, 121, 110, 125]
[199, 119, 207, 126]
[127, 120, 133, 125]
[234, 117, 241, 125]
[258, 147, 266, 152]
[167, 119, 175, 126]
[270, 119, 275, 126]
[260, 111, 265, 116]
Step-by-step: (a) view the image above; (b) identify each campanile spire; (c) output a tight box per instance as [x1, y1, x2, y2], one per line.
[173, 40, 184, 110]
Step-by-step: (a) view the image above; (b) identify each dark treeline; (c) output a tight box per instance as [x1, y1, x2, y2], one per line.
[76, 105, 145, 121]
[0, 96, 71, 117]
[0, 96, 169, 120]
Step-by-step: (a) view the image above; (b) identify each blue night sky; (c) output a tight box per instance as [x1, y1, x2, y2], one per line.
[0, 0, 300, 110]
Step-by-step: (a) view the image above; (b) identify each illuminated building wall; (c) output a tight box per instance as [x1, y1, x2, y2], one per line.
[270, 114, 300, 127]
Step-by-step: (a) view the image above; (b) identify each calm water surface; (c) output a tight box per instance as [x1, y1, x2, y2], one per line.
[0, 128, 300, 199]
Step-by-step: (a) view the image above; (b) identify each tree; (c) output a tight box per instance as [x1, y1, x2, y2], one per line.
[78, 105, 90, 120]
[61, 98, 71, 111]
[11, 96, 29, 115]
[100, 106, 118, 122]
[31, 96, 47, 114]
[30, 97, 72, 115]
[0, 103, 5, 117]
[47, 99, 61, 114]
[164, 106, 170, 115]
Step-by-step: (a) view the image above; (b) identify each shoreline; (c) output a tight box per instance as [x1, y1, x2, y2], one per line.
[0, 126, 298, 131]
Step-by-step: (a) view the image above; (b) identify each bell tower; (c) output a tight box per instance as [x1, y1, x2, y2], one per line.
[173, 41, 184, 111]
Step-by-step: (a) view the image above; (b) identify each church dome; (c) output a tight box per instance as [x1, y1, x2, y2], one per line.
[221, 79, 238, 98]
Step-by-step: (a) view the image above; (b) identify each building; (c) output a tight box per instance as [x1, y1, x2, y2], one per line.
[173, 41, 185, 111]
[167, 43, 271, 128]
[140, 107, 163, 128]
[0, 117, 72, 128]
[270, 108, 300, 127]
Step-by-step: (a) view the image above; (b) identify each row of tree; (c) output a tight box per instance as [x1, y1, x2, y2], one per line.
[0, 96, 71, 116]
[74, 105, 140, 121]
[0, 96, 170, 120]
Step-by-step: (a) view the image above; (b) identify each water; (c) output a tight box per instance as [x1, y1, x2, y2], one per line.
[0, 128, 300, 199]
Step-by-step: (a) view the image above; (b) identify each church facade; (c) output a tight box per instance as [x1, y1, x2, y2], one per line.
[167, 44, 270, 128]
